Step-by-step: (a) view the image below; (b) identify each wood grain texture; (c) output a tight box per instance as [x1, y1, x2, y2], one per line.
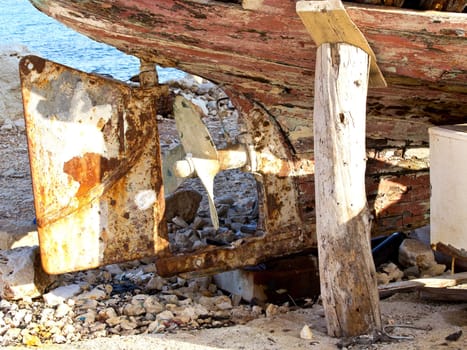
[297, 0, 386, 87]
[313, 43, 381, 337]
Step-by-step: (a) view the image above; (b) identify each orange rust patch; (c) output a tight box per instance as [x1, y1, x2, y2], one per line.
[63, 153, 102, 197]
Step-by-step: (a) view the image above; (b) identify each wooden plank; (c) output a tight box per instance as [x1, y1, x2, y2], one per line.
[378, 280, 424, 298]
[296, 0, 386, 88]
[414, 272, 467, 288]
[420, 287, 467, 302]
[378, 272, 467, 298]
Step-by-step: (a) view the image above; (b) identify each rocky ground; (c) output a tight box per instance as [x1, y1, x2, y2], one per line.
[0, 49, 466, 349]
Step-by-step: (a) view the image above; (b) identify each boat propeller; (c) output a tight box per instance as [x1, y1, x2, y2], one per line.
[162, 95, 249, 229]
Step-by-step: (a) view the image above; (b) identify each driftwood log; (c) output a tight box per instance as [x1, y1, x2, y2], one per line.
[313, 42, 382, 337]
[298, 0, 382, 337]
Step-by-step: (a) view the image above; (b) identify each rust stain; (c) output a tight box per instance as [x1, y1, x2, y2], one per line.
[20, 56, 168, 274]
[63, 153, 102, 197]
[19, 55, 46, 76]
[63, 153, 121, 197]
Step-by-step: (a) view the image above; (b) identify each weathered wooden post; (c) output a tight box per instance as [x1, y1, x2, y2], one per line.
[297, 0, 387, 337]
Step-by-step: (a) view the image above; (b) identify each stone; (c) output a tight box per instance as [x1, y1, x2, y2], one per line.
[403, 265, 420, 279]
[0, 119, 13, 130]
[197, 296, 215, 308]
[123, 302, 146, 316]
[4, 328, 21, 343]
[172, 216, 189, 228]
[164, 189, 202, 223]
[160, 294, 179, 305]
[192, 216, 207, 230]
[192, 240, 207, 250]
[240, 224, 258, 235]
[217, 195, 235, 206]
[105, 316, 124, 327]
[156, 310, 174, 321]
[43, 284, 81, 305]
[214, 295, 232, 310]
[141, 262, 157, 273]
[410, 226, 467, 271]
[175, 306, 198, 323]
[75, 298, 98, 310]
[265, 303, 280, 317]
[196, 82, 216, 95]
[52, 334, 67, 344]
[206, 100, 217, 112]
[147, 319, 165, 333]
[216, 204, 230, 217]
[230, 222, 244, 232]
[145, 276, 165, 291]
[200, 226, 217, 239]
[120, 318, 138, 330]
[399, 239, 436, 268]
[192, 304, 209, 317]
[300, 325, 314, 340]
[376, 272, 391, 285]
[0, 246, 54, 300]
[98, 307, 118, 321]
[55, 303, 72, 318]
[104, 264, 124, 276]
[0, 230, 38, 250]
[381, 262, 404, 282]
[22, 332, 42, 346]
[76, 287, 107, 301]
[235, 197, 257, 213]
[188, 276, 211, 291]
[13, 119, 25, 130]
[143, 296, 165, 314]
[420, 263, 446, 277]
[10, 309, 29, 327]
[39, 307, 55, 322]
[77, 310, 96, 325]
[89, 322, 107, 332]
[189, 96, 209, 116]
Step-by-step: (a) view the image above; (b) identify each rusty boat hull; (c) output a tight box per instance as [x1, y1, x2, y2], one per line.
[24, 0, 467, 274]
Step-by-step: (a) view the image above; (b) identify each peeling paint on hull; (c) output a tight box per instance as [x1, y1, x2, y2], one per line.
[21, 0, 467, 274]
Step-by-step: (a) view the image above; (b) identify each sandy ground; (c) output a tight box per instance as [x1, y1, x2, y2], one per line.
[1, 291, 466, 349]
[1, 49, 466, 349]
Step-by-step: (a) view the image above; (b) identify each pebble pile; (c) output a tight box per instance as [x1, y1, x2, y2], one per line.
[0, 260, 289, 347]
[167, 191, 258, 253]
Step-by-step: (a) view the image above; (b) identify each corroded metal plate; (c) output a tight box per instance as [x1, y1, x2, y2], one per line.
[20, 55, 168, 274]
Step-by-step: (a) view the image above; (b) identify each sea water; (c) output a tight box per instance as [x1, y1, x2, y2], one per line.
[0, 0, 185, 82]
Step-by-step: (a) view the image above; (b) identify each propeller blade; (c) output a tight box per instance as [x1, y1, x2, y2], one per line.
[162, 144, 186, 195]
[173, 96, 220, 229]
[173, 96, 217, 160]
[190, 157, 220, 229]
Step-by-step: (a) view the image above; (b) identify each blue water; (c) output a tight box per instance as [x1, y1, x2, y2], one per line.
[0, 0, 184, 82]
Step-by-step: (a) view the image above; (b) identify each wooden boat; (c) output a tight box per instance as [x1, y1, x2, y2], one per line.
[22, 0, 466, 274]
